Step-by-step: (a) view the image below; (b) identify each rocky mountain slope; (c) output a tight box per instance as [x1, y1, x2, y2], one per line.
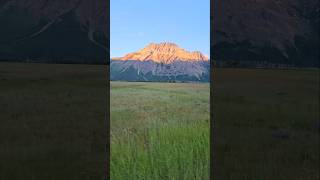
[1, 0, 318, 66]
[111, 43, 210, 82]
[0, 0, 108, 64]
[113, 42, 208, 63]
[212, 0, 319, 67]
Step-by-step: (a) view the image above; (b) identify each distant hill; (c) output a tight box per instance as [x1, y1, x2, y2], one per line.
[0, 0, 108, 64]
[212, 0, 319, 67]
[111, 42, 210, 82]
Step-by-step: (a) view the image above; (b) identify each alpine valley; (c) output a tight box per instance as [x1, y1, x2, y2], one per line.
[111, 43, 210, 82]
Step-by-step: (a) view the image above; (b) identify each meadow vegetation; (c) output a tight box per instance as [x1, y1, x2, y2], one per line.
[213, 68, 319, 180]
[110, 82, 210, 180]
[1, 63, 318, 180]
[0, 62, 108, 180]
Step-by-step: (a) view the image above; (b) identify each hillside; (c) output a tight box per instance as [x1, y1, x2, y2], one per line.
[111, 43, 210, 82]
[0, 0, 109, 64]
[212, 0, 319, 67]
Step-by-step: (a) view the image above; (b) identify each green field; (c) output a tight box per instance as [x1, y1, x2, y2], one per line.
[213, 68, 319, 180]
[110, 82, 210, 179]
[0, 62, 108, 180]
[1, 62, 318, 180]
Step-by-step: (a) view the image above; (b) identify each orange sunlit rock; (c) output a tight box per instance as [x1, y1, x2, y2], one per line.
[113, 42, 209, 64]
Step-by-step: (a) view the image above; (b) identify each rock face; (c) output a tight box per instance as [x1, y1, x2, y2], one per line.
[212, 0, 319, 67]
[2, 0, 317, 66]
[111, 43, 210, 82]
[114, 42, 208, 64]
[0, 0, 108, 64]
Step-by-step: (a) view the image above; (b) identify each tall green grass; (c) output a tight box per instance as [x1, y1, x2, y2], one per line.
[213, 68, 319, 180]
[110, 82, 210, 179]
[0, 63, 108, 180]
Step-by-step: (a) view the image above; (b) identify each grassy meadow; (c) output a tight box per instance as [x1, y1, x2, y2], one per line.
[0, 62, 108, 180]
[213, 68, 319, 180]
[110, 82, 210, 180]
[1, 62, 318, 180]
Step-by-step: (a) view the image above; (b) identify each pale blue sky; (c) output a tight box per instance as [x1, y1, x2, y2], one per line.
[111, 0, 210, 58]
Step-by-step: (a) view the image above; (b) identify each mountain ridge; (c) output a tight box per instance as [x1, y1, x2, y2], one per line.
[112, 42, 209, 64]
[110, 43, 210, 82]
[0, 0, 108, 63]
[212, 0, 319, 67]
[1, 0, 318, 65]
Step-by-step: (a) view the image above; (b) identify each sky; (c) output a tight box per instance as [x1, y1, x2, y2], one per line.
[111, 0, 210, 58]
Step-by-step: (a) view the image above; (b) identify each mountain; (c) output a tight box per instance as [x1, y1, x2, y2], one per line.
[0, 0, 108, 64]
[212, 0, 319, 67]
[2, 0, 317, 66]
[111, 43, 210, 82]
[113, 42, 208, 63]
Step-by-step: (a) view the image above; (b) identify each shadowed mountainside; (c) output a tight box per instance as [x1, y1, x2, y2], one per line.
[212, 0, 319, 67]
[0, 0, 109, 64]
[1, 0, 318, 66]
